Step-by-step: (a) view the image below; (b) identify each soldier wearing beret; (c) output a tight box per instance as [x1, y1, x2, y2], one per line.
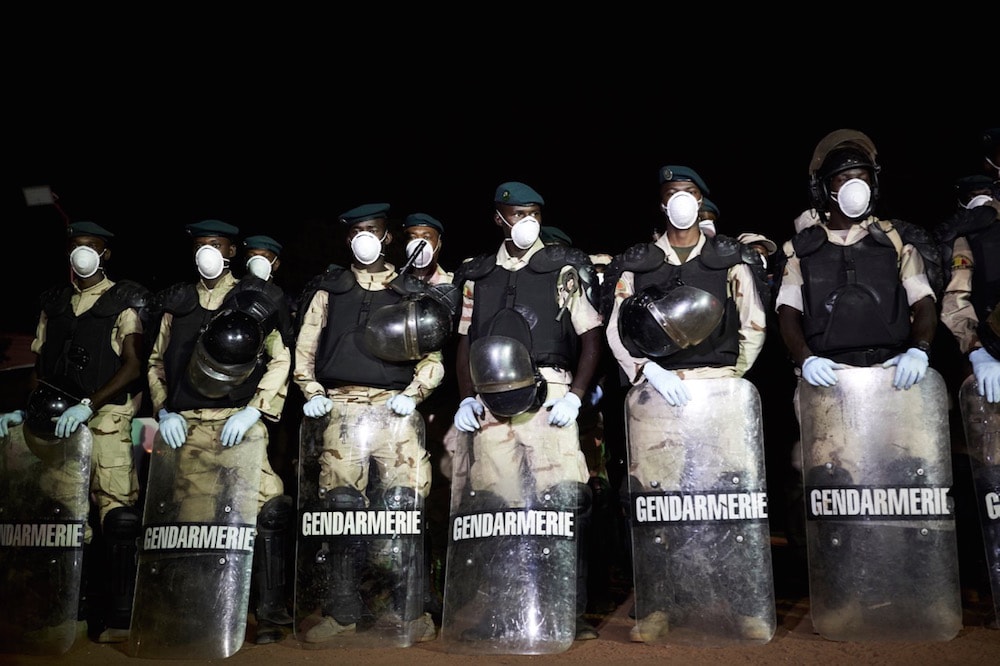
[243, 234, 283, 282]
[400, 211, 456, 621]
[293, 203, 441, 644]
[142, 219, 295, 646]
[698, 197, 719, 238]
[0, 220, 150, 642]
[402, 213, 453, 286]
[446, 181, 603, 647]
[603, 165, 773, 643]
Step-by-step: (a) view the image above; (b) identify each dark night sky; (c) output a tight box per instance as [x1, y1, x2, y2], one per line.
[6, 33, 995, 332]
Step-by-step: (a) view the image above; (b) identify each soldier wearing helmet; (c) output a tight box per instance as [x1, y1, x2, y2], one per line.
[144, 218, 295, 645]
[293, 203, 444, 644]
[603, 165, 773, 643]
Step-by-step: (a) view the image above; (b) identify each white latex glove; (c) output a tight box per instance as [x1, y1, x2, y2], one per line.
[158, 408, 189, 449]
[220, 406, 260, 447]
[970, 348, 1000, 403]
[544, 391, 582, 427]
[55, 402, 94, 438]
[0, 410, 25, 437]
[882, 347, 929, 390]
[801, 356, 845, 387]
[303, 394, 334, 418]
[387, 394, 416, 416]
[454, 397, 485, 432]
[642, 363, 690, 407]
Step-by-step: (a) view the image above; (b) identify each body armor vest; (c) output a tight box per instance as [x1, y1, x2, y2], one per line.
[627, 240, 740, 370]
[795, 229, 910, 365]
[314, 272, 417, 390]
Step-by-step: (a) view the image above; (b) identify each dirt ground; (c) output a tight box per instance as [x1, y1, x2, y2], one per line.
[6, 538, 1000, 666]
[4, 590, 999, 666]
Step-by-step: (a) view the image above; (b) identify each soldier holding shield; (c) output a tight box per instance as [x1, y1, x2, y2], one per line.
[0, 220, 149, 652]
[133, 219, 294, 657]
[603, 165, 774, 645]
[442, 182, 603, 653]
[293, 203, 453, 646]
[776, 129, 962, 641]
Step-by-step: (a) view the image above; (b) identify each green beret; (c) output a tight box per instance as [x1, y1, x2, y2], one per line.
[186, 219, 240, 240]
[701, 198, 720, 216]
[659, 165, 710, 195]
[339, 203, 390, 226]
[495, 182, 544, 206]
[243, 234, 282, 254]
[955, 175, 995, 201]
[540, 226, 573, 246]
[67, 220, 114, 240]
[403, 213, 444, 234]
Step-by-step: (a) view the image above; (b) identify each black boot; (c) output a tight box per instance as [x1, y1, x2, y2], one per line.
[96, 506, 141, 643]
[253, 495, 294, 644]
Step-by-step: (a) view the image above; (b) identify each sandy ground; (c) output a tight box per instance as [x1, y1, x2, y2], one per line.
[5, 588, 999, 666]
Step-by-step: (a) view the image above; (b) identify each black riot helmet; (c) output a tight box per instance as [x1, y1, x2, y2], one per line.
[24, 382, 74, 441]
[808, 129, 880, 213]
[364, 283, 460, 362]
[469, 334, 547, 418]
[618, 283, 724, 358]
[186, 308, 264, 399]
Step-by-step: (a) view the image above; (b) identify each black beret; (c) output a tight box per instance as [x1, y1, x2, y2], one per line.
[403, 213, 444, 234]
[658, 165, 710, 195]
[67, 221, 114, 240]
[540, 226, 573, 246]
[243, 234, 282, 254]
[494, 182, 544, 206]
[186, 219, 240, 240]
[339, 203, 390, 226]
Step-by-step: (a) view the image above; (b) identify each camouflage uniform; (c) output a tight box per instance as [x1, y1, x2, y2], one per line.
[147, 272, 289, 517]
[456, 240, 601, 506]
[294, 265, 442, 500]
[31, 276, 142, 540]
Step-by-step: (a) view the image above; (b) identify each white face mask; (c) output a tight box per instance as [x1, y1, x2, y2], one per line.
[69, 246, 104, 279]
[246, 254, 275, 280]
[405, 238, 437, 269]
[497, 210, 541, 250]
[963, 194, 993, 209]
[195, 245, 227, 279]
[831, 178, 872, 218]
[350, 230, 386, 265]
[661, 191, 701, 229]
[698, 220, 717, 238]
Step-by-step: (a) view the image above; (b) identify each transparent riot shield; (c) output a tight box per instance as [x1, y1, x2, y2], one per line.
[625, 377, 775, 647]
[128, 422, 265, 659]
[959, 374, 1000, 626]
[799, 366, 962, 642]
[439, 429, 577, 655]
[0, 424, 92, 657]
[294, 402, 430, 649]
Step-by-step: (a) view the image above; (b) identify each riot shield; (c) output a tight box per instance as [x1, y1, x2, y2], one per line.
[959, 374, 1000, 626]
[128, 423, 265, 659]
[799, 366, 962, 642]
[439, 431, 578, 655]
[625, 377, 775, 647]
[294, 402, 430, 648]
[0, 424, 92, 657]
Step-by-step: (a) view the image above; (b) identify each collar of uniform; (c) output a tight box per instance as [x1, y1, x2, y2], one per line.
[352, 263, 395, 290]
[655, 231, 706, 263]
[74, 275, 112, 294]
[496, 237, 544, 269]
[197, 271, 237, 295]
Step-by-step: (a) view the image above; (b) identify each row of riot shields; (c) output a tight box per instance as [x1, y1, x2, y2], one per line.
[4, 367, 997, 657]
